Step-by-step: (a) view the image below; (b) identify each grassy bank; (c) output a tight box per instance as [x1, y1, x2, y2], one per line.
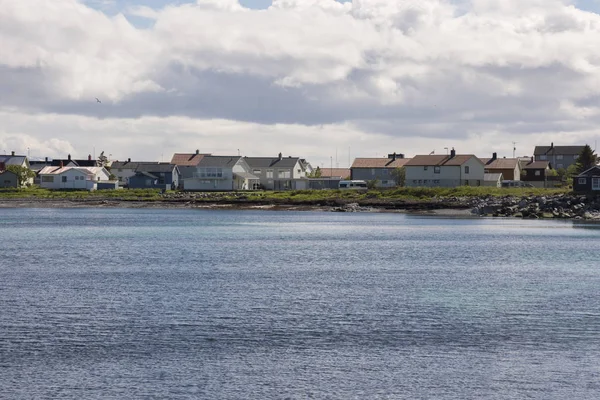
[0, 186, 572, 203]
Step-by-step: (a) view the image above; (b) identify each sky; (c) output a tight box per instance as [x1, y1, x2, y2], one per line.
[2, 0, 600, 168]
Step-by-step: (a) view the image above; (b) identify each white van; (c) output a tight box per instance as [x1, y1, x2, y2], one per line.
[339, 180, 368, 189]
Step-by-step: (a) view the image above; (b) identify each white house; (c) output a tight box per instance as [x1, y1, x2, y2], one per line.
[38, 166, 111, 190]
[183, 156, 259, 191]
[244, 153, 309, 190]
[404, 150, 485, 187]
[111, 159, 139, 186]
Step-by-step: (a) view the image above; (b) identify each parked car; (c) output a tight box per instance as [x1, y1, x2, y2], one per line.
[501, 180, 534, 188]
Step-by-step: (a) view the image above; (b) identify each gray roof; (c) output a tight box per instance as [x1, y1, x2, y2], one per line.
[198, 156, 241, 168]
[484, 173, 503, 181]
[111, 161, 144, 169]
[0, 155, 28, 166]
[534, 145, 585, 155]
[134, 162, 177, 173]
[135, 171, 159, 179]
[244, 156, 300, 168]
[234, 172, 260, 180]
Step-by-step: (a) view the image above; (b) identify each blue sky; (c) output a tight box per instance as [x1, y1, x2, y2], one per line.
[86, 0, 600, 13]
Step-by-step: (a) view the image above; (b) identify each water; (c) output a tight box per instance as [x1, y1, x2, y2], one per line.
[1, 208, 600, 399]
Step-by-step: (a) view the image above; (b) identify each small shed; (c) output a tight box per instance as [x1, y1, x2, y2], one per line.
[0, 170, 19, 188]
[97, 181, 119, 190]
[483, 173, 503, 187]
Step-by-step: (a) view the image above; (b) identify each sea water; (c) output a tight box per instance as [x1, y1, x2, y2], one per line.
[1, 208, 600, 399]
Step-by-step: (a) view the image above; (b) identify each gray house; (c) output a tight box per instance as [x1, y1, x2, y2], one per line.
[244, 153, 308, 190]
[351, 153, 411, 187]
[534, 143, 585, 170]
[0, 169, 19, 188]
[171, 150, 210, 181]
[128, 163, 180, 190]
[0, 153, 33, 186]
[183, 156, 258, 191]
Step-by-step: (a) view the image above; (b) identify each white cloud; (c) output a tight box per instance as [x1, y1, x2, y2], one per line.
[1, 0, 600, 165]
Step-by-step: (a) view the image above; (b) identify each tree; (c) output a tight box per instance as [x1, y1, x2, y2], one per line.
[555, 167, 567, 181]
[390, 167, 406, 187]
[6, 165, 35, 187]
[307, 166, 322, 178]
[566, 164, 579, 179]
[574, 144, 598, 175]
[367, 179, 379, 189]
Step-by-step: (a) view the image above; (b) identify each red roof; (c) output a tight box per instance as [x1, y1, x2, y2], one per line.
[170, 153, 208, 166]
[319, 168, 351, 178]
[351, 158, 411, 168]
[405, 154, 481, 167]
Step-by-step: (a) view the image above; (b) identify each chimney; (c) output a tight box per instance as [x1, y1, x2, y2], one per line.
[196, 149, 199, 155]
[45, 157, 48, 163]
[88, 154, 92, 161]
[60, 160, 64, 168]
[392, 152, 397, 161]
[11, 151, 15, 156]
[128, 158, 131, 163]
[492, 152, 497, 160]
[450, 148, 456, 158]
[530, 156, 534, 164]
[550, 142, 554, 149]
[278, 152, 283, 161]
[68, 154, 71, 161]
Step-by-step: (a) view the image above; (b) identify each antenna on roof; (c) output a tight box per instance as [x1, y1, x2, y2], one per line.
[512, 141, 517, 158]
[444, 147, 448, 155]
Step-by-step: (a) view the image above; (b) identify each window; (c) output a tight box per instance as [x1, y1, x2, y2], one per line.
[434, 166, 441, 174]
[433, 180, 440, 184]
[465, 166, 470, 174]
[535, 170, 541, 176]
[297, 169, 301, 174]
[266, 170, 273, 179]
[371, 168, 376, 176]
[253, 169, 261, 174]
[424, 166, 428, 171]
[201, 168, 223, 178]
[539, 155, 547, 160]
[278, 170, 291, 179]
[42, 176, 54, 183]
[579, 178, 587, 184]
[62, 176, 67, 183]
[593, 178, 600, 190]
[556, 155, 563, 160]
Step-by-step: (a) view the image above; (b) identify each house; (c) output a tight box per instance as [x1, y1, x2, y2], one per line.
[0, 170, 19, 188]
[351, 153, 410, 188]
[483, 173, 503, 187]
[404, 149, 485, 187]
[0, 152, 33, 186]
[480, 153, 521, 180]
[128, 163, 180, 190]
[171, 150, 210, 181]
[183, 156, 258, 191]
[38, 166, 111, 190]
[111, 159, 149, 186]
[244, 153, 308, 190]
[573, 166, 600, 193]
[521, 158, 550, 188]
[534, 143, 585, 170]
[319, 168, 351, 179]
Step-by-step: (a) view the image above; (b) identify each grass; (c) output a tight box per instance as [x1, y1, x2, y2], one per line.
[0, 186, 572, 203]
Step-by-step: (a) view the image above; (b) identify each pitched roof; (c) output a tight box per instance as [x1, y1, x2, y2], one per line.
[577, 166, 600, 176]
[534, 145, 585, 156]
[244, 156, 300, 168]
[134, 162, 177, 173]
[234, 172, 260, 180]
[198, 156, 241, 168]
[111, 161, 144, 169]
[405, 154, 481, 167]
[171, 153, 208, 166]
[480, 158, 520, 169]
[135, 171, 159, 179]
[523, 161, 550, 169]
[39, 166, 103, 175]
[319, 168, 351, 178]
[0, 155, 28, 166]
[484, 173, 503, 181]
[351, 158, 411, 168]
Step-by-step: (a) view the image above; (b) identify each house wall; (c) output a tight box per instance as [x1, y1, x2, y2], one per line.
[406, 158, 484, 187]
[351, 168, 397, 187]
[0, 171, 18, 188]
[40, 170, 97, 190]
[536, 154, 579, 170]
[183, 167, 235, 191]
[485, 167, 519, 181]
[113, 167, 136, 185]
[483, 178, 502, 187]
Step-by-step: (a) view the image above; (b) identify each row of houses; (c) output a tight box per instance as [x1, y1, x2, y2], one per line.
[0, 143, 597, 192]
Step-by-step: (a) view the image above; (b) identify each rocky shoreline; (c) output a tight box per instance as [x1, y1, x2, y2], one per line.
[0, 193, 599, 220]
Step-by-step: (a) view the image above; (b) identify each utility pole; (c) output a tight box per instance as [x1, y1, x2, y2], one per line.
[512, 142, 517, 158]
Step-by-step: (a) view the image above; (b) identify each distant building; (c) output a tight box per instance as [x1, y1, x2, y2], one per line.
[573, 166, 600, 193]
[244, 153, 308, 190]
[404, 149, 484, 187]
[480, 153, 521, 181]
[534, 143, 585, 170]
[351, 153, 410, 188]
[171, 150, 210, 180]
[183, 156, 258, 191]
[38, 166, 111, 191]
[521, 158, 551, 188]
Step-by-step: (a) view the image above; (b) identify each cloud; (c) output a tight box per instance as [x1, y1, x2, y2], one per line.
[1, 0, 600, 165]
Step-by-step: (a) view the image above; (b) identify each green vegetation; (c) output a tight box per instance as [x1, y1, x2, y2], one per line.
[5, 165, 36, 187]
[574, 144, 598, 175]
[0, 187, 164, 200]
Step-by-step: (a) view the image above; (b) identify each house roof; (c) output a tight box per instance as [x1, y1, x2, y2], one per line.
[39, 166, 104, 175]
[0, 155, 28, 166]
[135, 171, 159, 179]
[351, 158, 411, 168]
[234, 172, 260, 180]
[481, 158, 520, 169]
[111, 161, 143, 169]
[244, 156, 300, 168]
[484, 173, 503, 181]
[134, 162, 177, 173]
[577, 166, 600, 176]
[319, 168, 351, 178]
[51, 158, 98, 167]
[523, 161, 550, 169]
[198, 156, 242, 168]
[405, 154, 481, 167]
[171, 153, 208, 166]
[0, 169, 17, 177]
[534, 145, 585, 156]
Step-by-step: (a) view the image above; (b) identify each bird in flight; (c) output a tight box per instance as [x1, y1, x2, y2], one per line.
[95, 97, 101, 103]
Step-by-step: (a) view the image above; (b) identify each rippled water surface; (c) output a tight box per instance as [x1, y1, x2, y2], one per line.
[1, 208, 600, 399]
